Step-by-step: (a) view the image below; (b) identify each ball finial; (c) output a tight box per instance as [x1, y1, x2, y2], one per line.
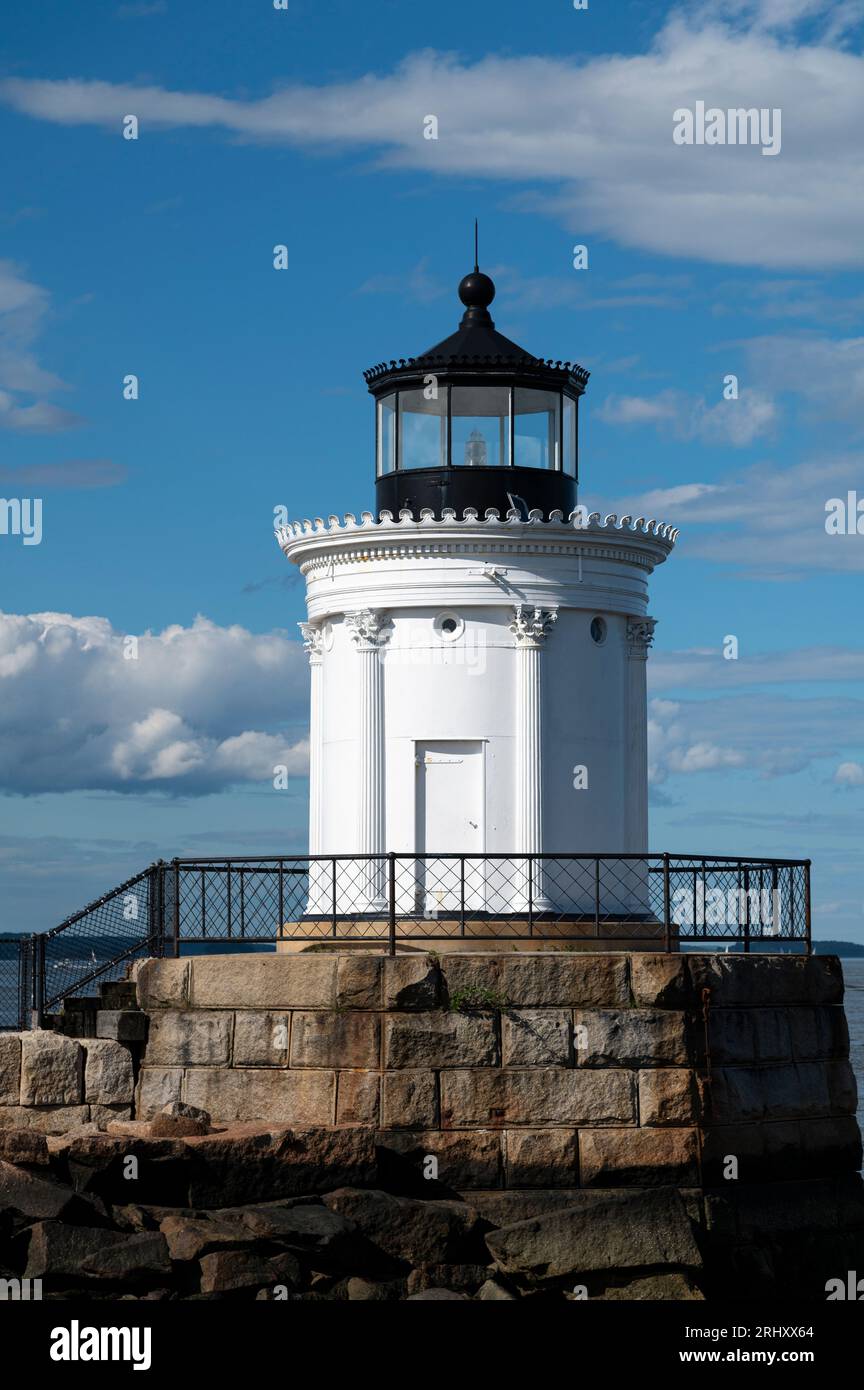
[458, 270, 496, 310]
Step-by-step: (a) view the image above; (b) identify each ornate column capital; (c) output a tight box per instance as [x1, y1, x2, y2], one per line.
[510, 605, 558, 647]
[298, 621, 326, 662]
[346, 608, 393, 651]
[627, 616, 657, 659]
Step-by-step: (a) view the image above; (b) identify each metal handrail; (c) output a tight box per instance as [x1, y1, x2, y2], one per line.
[0, 851, 812, 1031]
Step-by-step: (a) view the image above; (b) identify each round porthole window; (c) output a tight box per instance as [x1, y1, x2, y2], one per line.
[434, 611, 464, 642]
[590, 616, 607, 645]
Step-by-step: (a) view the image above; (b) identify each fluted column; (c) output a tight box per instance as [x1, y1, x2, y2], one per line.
[510, 605, 558, 911]
[625, 617, 656, 853]
[347, 608, 392, 911]
[299, 622, 326, 914]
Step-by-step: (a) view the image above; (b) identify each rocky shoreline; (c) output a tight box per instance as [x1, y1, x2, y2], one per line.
[2, 1113, 863, 1301]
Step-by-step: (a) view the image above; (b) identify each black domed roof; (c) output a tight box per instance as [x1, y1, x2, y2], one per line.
[364, 265, 589, 395]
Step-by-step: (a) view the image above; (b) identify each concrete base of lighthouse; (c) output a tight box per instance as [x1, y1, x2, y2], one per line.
[276, 916, 670, 953]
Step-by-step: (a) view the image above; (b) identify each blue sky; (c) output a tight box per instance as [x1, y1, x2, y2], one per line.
[1, 0, 863, 938]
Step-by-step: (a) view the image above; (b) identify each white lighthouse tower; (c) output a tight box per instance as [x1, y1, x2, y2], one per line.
[277, 258, 677, 945]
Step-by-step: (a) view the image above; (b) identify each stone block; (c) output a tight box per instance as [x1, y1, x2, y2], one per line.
[579, 1127, 699, 1186]
[477, 1279, 517, 1300]
[731, 1177, 843, 1238]
[707, 1008, 792, 1065]
[134, 958, 191, 1010]
[485, 1186, 701, 1281]
[468, 1190, 585, 1227]
[377, 1129, 501, 1189]
[629, 955, 693, 1008]
[594, 1271, 704, 1300]
[232, 1011, 290, 1067]
[504, 1128, 579, 1187]
[688, 954, 843, 1007]
[159, 1211, 249, 1261]
[800, 1117, 862, 1174]
[96, 1010, 148, 1042]
[291, 1011, 380, 1069]
[82, 1039, 135, 1105]
[827, 1059, 858, 1114]
[199, 1249, 301, 1294]
[710, 1063, 830, 1124]
[0, 1032, 21, 1104]
[383, 956, 442, 1010]
[440, 1067, 636, 1127]
[384, 1011, 496, 1068]
[336, 955, 382, 1010]
[638, 1068, 698, 1126]
[0, 1128, 49, 1165]
[25, 1222, 127, 1278]
[441, 953, 629, 1009]
[788, 1006, 849, 1060]
[183, 1067, 336, 1126]
[502, 1010, 571, 1066]
[19, 1033, 82, 1105]
[0, 1104, 90, 1134]
[381, 1072, 438, 1129]
[573, 1008, 690, 1067]
[336, 1071, 380, 1125]
[136, 1066, 183, 1119]
[746, 1007, 794, 1063]
[186, 1126, 378, 1206]
[145, 1010, 233, 1067]
[89, 1104, 133, 1129]
[323, 1187, 481, 1264]
[190, 954, 336, 1009]
[702, 1120, 798, 1183]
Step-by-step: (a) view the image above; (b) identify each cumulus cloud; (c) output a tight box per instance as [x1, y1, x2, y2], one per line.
[597, 388, 777, 445]
[0, 611, 309, 794]
[1, 11, 863, 268]
[835, 760, 864, 785]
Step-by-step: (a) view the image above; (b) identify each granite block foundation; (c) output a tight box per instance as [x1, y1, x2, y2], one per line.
[2, 950, 861, 1300]
[123, 951, 859, 1192]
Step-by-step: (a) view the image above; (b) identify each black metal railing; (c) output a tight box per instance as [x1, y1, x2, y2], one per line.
[0, 864, 167, 1030]
[0, 935, 32, 1032]
[0, 852, 811, 1030]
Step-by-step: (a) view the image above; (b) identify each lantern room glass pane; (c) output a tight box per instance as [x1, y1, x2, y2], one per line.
[514, 388, 560, 470]
[377, 394, 396, 475]
[450, 386, 510, 467]
[563, 394, 577, 477]
[398, 388, 447, 470]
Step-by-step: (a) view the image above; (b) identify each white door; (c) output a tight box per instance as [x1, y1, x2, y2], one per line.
[415, 741, 485, 914]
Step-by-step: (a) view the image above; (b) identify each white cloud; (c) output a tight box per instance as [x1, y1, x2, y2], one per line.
[597, 388, 777, 445]
[835, 760, 864, 785]
[605, 454, 864, 578]
[0, 261, 83, 434]
[648, 692, 864, 783]
[2, 12, 863, 268]
[720, 0, 864, 39]
[651, 644, 864, 692]
[741, 334, 864, 423]
[598, 395, 678, 426]
[0, 611, 309, 794]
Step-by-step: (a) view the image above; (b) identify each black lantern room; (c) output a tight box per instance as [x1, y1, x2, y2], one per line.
[364, 261, 589, 518]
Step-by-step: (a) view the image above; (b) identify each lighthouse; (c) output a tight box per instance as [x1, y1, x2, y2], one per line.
[277, 257, 678, 944]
